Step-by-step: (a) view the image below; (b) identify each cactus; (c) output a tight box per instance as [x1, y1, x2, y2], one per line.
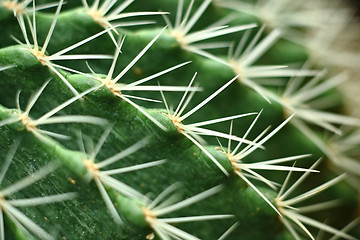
[0, 0, 360, 239]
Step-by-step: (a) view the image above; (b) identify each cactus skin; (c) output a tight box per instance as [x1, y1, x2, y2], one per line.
[0, 0, 360, 239]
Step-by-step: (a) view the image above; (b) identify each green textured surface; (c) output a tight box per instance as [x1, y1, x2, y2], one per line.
[0, 0, 359, 239]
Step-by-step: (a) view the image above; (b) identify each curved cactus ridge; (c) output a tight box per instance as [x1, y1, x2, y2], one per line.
[0, 0, 360, 239]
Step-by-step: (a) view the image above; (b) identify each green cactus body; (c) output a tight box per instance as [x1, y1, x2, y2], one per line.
[0, 0, 359, 239]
